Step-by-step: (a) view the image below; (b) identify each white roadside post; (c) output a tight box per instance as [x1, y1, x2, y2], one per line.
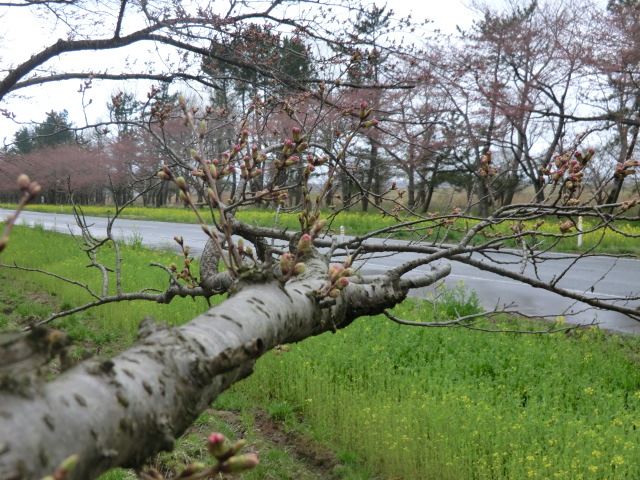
[577, 216, 583, 248]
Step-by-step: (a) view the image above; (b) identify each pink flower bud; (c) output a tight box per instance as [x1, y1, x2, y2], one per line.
[336, 276, 349, 289]
[297, 233, 312, 253]
[208, 433, 227, 458]
[329, 265, 344, 282]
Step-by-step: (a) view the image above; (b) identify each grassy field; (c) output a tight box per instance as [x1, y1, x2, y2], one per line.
[1, 225, 639, 479]
[3, 203, 639, 255]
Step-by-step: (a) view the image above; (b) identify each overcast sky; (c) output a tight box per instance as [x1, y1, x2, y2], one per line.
[0, 0, 480, 144]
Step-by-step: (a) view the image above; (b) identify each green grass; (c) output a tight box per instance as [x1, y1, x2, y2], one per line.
[1, 225, 640, 479]
[229, 297, 640, 479]
[0, 224, 213, 341]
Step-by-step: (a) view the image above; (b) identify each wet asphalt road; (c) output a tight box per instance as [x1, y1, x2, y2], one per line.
[2, 208, 639, 334]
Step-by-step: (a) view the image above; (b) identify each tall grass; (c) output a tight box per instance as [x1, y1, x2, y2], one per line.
[229, 297, 640, 479]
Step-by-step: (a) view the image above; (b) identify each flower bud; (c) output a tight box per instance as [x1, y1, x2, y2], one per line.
[336, 276, 349, 289]
[329, 288, 341, 298]
[157, 171, 170, 181]
[53, 454, 79, 480]
[311, 219, 326, 236]
[227, 439, 247, 456]
[292, 127, 301, 142]
[297, 233, 312, 253]
[174, 236, 184, 246]
[208, 433, 227, 458]
[280, 253, 294, 274]
[293, 262, 306, 275]
[221, 453, 259, 474]
[17, 174, 30, 191]
[177, 462, 206, 478]
[329, 265, 344, 282]
[29, 182, 41, 195]
[175, 176, 187, 190]
[199, 120, 207, 137]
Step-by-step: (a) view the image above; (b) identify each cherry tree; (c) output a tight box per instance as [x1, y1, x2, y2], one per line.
[0, 1, 640, 479]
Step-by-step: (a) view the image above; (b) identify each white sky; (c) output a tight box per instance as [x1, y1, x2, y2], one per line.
[0, 0, 479, 144]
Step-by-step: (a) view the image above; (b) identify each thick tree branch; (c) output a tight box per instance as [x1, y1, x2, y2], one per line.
[0, 253, 420, 480]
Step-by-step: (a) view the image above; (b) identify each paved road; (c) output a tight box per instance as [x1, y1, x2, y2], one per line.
[2, 208, 639, 334]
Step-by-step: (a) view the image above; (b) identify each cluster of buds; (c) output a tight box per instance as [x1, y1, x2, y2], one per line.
[141, 433, 258, 479]
[206, 433, 259, 475]
[17, 174, 42, 198]
[274, 127, 309, 170]
[558, 220, 575, 234]
[509, 219, 545, 241]
[256, 185, 289, 206]
[280, 253, 307, 277]
[317, 256, 355, 300]
[169, 236, 197, 287]
[235, 238, 254, 261]
[298, 210, 324, 234]
[443, 206, 462, 226]
[301, 154, 329, 182]
[542, 149, 594, 188]
[357, 101, 379, 128]
[477, 151, 498, 178]
[239, 144, 266, 180]
[614, 158, 639, 179]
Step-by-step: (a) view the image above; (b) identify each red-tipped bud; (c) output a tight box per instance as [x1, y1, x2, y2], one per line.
[280, 253, 294, 274]
[311, 219, 326, 236]
[336, 276, 349, 289]
[297, 233, 312, 253]
[208, 433, 227, 458]
[292, 127, 301, 141]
